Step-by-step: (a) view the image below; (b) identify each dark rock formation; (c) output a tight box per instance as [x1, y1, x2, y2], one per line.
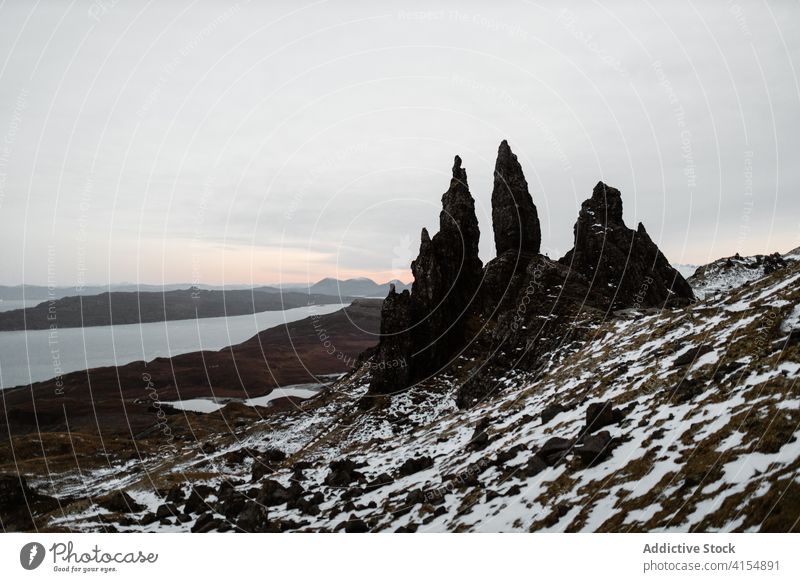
[560, 181, 694, 309]
[409, 156, 484, 375]
[369, 145, 695, 407]
[492, 140, 541, 257]
[368, 287, 412, 394]
[369, 156, 483, 395]
[479, 142, 542, 313]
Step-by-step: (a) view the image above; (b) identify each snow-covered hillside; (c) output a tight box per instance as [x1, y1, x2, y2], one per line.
[689, 252, 787, 300]
[27, 258, 799, 533]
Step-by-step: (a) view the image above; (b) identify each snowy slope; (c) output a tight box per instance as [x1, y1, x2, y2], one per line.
[29, 258, 800, 533]
[689, 252, 787, 300]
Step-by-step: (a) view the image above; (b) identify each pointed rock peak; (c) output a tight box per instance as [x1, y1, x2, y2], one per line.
[585, 181, 624, 224]
[592, 181, 621, 199]
[495, 140, 523, 175]
[371, 152, 483, 397]
[440, 154, 480, 249]
[491, 140, 541, 256]
[562, 181, 694, 308]
[496, 139, 515, 162]
[452, 155, 466, 181]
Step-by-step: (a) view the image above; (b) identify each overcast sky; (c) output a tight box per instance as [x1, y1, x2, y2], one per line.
[1, 0, 798, 286]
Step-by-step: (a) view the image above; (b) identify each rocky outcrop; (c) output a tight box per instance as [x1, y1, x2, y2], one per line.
[492, 140, 541, 257]
[369, 157, 483, 395]
[689, 251, 788, 300]
[364, 287, 412, 395]
[560, 181, 694, 309]
[370, 146, 694, 401]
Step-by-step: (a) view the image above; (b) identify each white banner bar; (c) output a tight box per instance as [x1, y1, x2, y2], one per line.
[1, 533, 797, 581]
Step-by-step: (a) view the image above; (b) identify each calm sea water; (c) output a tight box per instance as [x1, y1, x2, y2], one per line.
[0, 304, 345, 389]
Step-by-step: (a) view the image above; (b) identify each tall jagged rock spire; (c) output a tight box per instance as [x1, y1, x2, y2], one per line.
[560, 181, 694, 308]
[369, 155, 483, 396]
[370, 144, 694, 408]
[491, 140, 541, 257]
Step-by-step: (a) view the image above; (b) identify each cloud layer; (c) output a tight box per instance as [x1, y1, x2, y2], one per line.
[1, 0, 798, 286]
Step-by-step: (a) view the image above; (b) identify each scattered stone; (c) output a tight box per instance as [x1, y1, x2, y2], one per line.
[496, 444, 527, 466]
[96, 490, 145, 514]
[251, 448, 287, 482]
[541, 403, 567, 425]
[235, 502, 270, 532]
[366, 472, 393, 490]
[138, 512, 159, 526]
[670, 378, 704, 402]
[292, 461, 312, 481]
[575, 431, 615, 466]
[165, 484, 186, 504]
[343, 515, 369, 533]
[191, 512, 220, 533]
[404, 489, 426, 506]
[584, 401, 624, 434]
[183, 489, 208, 515]
[538, 437, 573, 466]
[522, 455, 548, 477]
[397, 456, 434, 477]
[673, 345, 713, 367]
[324, 459, 364, 487]
[468, 418, 491, 451]
[155, 503, 179, 519]
[257, 480, 292, 506]
[341, 486, 364, 501]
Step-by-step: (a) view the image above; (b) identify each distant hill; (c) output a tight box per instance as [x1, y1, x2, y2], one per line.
[0, 283, 277, 301]
[305, 277, 410, 298]
[0, 278, 408, 301]
[0, 288, 349, 331]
